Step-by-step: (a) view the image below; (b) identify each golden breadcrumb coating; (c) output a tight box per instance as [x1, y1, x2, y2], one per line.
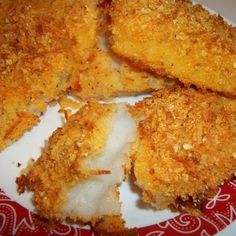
[17, 102, 116, 220]
[16, 102, 136, 234]
[129, 87, 236, 214]
[109, 0, 236, 95]
[0, 0, 98, 151]
[71, 49, 171, 99]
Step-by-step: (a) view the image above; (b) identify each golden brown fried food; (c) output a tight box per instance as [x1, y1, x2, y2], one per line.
[17, 102, 137, 233]
[109, 0, 236, 95]
[94, 215, 138, 235]
[71, 49, 174, 100]
[129, 87, 236, 214]
[0, 0, 98, 151]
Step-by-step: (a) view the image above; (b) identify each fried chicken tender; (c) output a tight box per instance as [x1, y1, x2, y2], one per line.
[0, 0, 99, 151]
[109, 0, 236, 95]
[71, 49, 173, 99]
[129, 87, 236, 214]
[16, 102, 136, 234]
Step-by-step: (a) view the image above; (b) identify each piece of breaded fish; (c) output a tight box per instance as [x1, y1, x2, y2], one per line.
[0, 0, 98, 151]
[129, 87, 236, 214]
[16, 102, 137, 234]
[109, 0, 236, 95]
[71, 49, 174, 99]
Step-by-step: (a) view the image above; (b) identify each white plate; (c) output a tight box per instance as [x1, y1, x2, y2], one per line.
[0, 1, 235, 235]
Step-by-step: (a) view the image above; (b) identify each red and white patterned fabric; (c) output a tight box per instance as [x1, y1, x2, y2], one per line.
[1, 179, 236, 235]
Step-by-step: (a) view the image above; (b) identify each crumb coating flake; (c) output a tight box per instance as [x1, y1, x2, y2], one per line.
[0, 0, 98, 150]
[110, 0, 236, 95]
[130, 87, 236, 212]
[17, 102, 117, 220]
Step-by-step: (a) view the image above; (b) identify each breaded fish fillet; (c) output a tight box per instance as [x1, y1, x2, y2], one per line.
[71, 49, 174, 99]
[109, 0, 236, 95]
[129, 87, 236, 214]
[0, 0, 98, 151]
[16, 102, 137, 234]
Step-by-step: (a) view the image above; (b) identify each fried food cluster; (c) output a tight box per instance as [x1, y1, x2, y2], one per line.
[0, 0, 171, 152]
[9, 0, 236, 233]
[0, 0, 99, 151]
[109, 0, 236, 95]
[129, 87, 236, 214]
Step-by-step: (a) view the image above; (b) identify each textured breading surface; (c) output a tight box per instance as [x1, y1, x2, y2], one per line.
[71, 49, 171, 99]
[109, 0, 236, 95]
[129, 87, 236, 214]
[17, 102, 116, 220]
[0, 0, 98, 151]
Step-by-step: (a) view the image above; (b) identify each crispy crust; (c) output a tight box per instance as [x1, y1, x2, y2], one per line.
[0, 111, 39, 150]
[129, 87, 236, 214]
[93, 215, 138, 236]
[16, 101, 137, 233]
[16, 102, 117, 221]
[0, 0, 98, 151]
[109, 0, 236, 95]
